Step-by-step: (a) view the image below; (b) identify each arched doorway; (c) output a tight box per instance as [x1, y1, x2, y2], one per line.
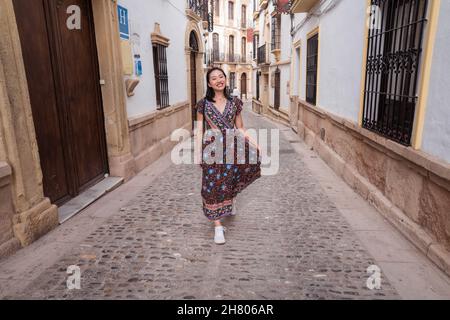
[189, 31, 199, 131]
[240, 73, 247, 100]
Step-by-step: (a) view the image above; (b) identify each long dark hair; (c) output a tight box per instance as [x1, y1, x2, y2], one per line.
[205, 67, 232, 103]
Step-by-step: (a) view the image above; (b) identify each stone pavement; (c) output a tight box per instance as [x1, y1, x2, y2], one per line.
[0, 102, 449, 300]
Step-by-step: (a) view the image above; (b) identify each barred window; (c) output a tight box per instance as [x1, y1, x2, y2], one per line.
[362, 0, 428, 146]
[228, 1, 234, 20]
[241, 37, 246, 61]
[215, 0, 220, 16]
[229, 35, 235, 62]
[230, 72, 236, 90]
[306, 33, 318, 105]
[213, 33, 220, 61]
[271, 14, 281, 51]
[153, 44, 170, 109]
[253, 34, 259, 59]
[241, 5, 247, 28]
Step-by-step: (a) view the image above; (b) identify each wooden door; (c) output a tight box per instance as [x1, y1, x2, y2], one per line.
[240, 73, 247, 99]
[274, 68, 281, 109]
[13, 0, 109, 205]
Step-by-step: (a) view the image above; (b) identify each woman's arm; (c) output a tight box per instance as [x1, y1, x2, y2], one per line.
[235, 109, 259, 150]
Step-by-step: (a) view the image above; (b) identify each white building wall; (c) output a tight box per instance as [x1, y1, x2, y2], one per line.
[118, 0, 189, 118]
[318, 0, 366, 122]
[280, 14, 291, 62]
[280, 64, 291, 110]
[291, 0, 365, 122]
[292, 14, 320, 102]
[421, 0, 450, 163]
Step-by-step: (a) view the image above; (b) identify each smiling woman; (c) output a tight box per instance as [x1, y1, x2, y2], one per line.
[195, 67, 262, 245]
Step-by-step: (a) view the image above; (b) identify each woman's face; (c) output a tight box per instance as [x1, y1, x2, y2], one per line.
[208, 70, 226, 92]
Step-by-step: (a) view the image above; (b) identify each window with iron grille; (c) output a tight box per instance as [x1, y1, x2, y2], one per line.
[363, 0, 428, 146]
[241, 37, 246, 62]
[229, 35, 235, 62]
[153, 44, 170, 109]
[306, 33, 318, 105]
[274, 68, 281, 109]
[228, 1, 234, 20]
[271, 14, 281, 51]
[215, 0, 220, 16]
[230, 72, 236, 91]
[241, 5, 247, 28]
[213, 33, 220, 61]
[253, 34, 259, 59]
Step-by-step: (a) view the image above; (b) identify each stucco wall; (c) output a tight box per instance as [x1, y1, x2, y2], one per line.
[317, 0, 366, 122]
[290, 0, 366, 122]
[118, 0, 188, 118]
[421, 0, 450, 164]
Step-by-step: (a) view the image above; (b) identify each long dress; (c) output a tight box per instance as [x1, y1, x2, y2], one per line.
[196, 97, 262, 221]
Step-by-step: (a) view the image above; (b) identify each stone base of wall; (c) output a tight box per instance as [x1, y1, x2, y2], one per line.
[253, 99, 291, 127]
[108, 153, 137, 183]
[129, 101, 192, 173]
[0, 162, 58, 260]
[295, 99, 450, 277]
[266, 106, 290, 127]
[12, 199, 59, 247]
[252, 99, 263, 114]
[0, 162, 21, 259]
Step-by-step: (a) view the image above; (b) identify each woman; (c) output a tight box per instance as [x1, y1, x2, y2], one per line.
[195, 67, 262, 245]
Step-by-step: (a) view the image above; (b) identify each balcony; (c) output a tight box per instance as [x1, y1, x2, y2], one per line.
[259, 0, 269, 10]
[238, 18, 254, 29]
[227, 53, 251, 64]
[290, 0, 320, 13]
[257, 44, 269, 65]
[187, 0, 214, 31]
[207, 50, 252, 65]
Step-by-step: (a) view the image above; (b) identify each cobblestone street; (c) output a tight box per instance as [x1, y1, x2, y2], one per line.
[0, 103, 449, 300]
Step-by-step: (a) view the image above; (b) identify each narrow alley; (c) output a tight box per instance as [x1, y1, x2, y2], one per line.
[1, 103, 449, 300]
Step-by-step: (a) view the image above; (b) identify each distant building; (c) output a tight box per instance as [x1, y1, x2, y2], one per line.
[206, 0, 254, 100]
[285, 0, 450, 275]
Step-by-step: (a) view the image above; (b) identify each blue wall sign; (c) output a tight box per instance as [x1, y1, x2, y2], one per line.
[118, 5, 129, 40]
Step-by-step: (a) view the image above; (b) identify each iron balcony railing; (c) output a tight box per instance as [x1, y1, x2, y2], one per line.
[207, 50, 252, 65]
[187, 0, 214, 32]
[238, 18, 253, 29]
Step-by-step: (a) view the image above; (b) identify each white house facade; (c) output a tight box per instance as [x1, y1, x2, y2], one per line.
[288, 0, 450, 276]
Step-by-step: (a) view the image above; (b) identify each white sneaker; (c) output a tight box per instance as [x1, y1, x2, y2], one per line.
[214, 226, 226, 245]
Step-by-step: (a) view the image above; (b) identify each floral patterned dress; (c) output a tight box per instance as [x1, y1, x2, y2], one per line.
[196, 97, 262, 221]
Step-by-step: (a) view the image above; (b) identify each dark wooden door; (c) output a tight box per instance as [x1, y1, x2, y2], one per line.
[240, 73, 247, 99]
[13, 0, 109, 206]
[274, 68, 281, 110]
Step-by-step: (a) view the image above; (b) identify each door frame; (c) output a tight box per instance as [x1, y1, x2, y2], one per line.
[185, 23, 205, 135]
[19, 0, 110, 205]
[0, 0, 134, 246]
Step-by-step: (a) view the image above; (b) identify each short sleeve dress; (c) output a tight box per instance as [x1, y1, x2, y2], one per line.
[196, 97, 262, 221]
